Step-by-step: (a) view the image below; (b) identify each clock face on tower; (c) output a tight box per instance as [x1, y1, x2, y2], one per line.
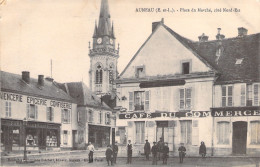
[97, 38, 102, 44]
[110, 39, 113, 44]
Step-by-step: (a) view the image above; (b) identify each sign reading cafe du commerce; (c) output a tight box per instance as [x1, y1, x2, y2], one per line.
[119, 106, 260, 119]
[0, 92, 72, 109]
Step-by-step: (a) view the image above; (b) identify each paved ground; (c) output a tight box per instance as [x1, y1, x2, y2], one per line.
[1, 151, 260, 167]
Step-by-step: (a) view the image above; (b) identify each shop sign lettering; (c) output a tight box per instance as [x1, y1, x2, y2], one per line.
[119, 111, 210, 119]
[211, 107, 260, 117]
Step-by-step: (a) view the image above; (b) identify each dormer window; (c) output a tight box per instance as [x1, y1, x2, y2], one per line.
[235, 58, 244, 65]
[135, 65, 145, 78]
[182, 60, 191, 74]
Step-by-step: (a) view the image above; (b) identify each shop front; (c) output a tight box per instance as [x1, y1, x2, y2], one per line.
[1, 118, 60, 151]
[88, 124, 110, 148]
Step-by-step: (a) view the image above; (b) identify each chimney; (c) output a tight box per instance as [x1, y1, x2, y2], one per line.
[45, 77, 54, 82]
[198, 33, 209, 42]
[22, 71, 30, 84]
[216, 28, 225, 40]
[152, 21, 160, 32]
[38, 75, 44, 86]
[238, 27, 248, 37]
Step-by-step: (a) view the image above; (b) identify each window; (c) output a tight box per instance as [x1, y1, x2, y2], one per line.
[180, 120, 192, 144]
[156, 121, 169, 143]
[105, 113, 111, 125]
[182, 62, 190, 74]
[62, 109, 70, 123]
[253, 84, 260, 106]
[247, 84, 253, 106]
[99, 111, 103, 124]
[135, 122, 145, 144]
[135, 66, 145, 78]
[5, 102, 11, 117]
[46, 107, 54, 122]
[134, 91, 144, 111]
[179, 88, 192, 110]
[88, 110, 93, 122]
[241, 85, 246, 106]
[222, 85, 233, 107]
[95, 64, 103, 84]
[217, 121, 230, 144]
[251, 121, 260, 144]
[63, 130, 68, 145]
[27, 104, 38, 120]
[129, 91, 150, 111]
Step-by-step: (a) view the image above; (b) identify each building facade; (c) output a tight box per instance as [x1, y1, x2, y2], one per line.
[1, 71, 78, 152]
[89, 0, 119, 96]
[115, 20, 260, 156]
[60, 82, 116, 149]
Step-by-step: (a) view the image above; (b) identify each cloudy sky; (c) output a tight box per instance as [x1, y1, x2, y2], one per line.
[1, 0, 260, 85]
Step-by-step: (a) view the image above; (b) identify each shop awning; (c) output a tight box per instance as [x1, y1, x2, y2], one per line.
[139, 79, 185, 88]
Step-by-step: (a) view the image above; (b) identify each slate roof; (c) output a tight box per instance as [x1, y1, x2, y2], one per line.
[119, 21, 260, 84]
[61, 82, 112, 111]
[0, 71, 75, 102]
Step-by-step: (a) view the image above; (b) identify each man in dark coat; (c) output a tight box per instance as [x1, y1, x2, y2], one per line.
[144, 139, 151, 160]
[151, 142, 158, 165]
[157, 138, 164, 160]
[106, 145, 113, 166]
[127, 140, 132, 164]
[112, 141, 119, 164]
[199, 141, 206, 158]
[162, 142, 169, 164]
[178, 143, 186, 163]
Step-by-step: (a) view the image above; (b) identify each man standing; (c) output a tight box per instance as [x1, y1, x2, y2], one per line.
[157, 138, 164, 160]
[87, 142, 95, 163]
[127, 140, 132, 164]
[151, 142, 158, 165]
[113, 141, 119, 164]
[106, 145, 113, 166]
[162, 142, 169, 164]
[178, 143, 186, 163]
[144, 139, 151, 160]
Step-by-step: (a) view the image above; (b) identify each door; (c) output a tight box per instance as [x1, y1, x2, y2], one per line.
[72, 130, 77, 150]
[232, 121, 247, 154]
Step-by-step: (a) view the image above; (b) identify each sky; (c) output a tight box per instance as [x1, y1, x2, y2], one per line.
[1, 0, 260, 86]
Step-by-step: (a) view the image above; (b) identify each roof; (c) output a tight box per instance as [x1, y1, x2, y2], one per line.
[190, 34, 260, 83]
[62, 82, 112, 111]
[118, 21, 260, 84]
[0, 71, 75, 102]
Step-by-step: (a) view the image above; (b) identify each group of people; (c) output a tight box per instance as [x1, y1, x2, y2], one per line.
[88, 140, 207, 166]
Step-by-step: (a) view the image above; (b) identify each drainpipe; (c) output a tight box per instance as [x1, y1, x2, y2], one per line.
[211, 82, 215, 156]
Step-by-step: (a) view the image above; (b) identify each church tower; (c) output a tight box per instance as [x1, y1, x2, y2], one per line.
[89, 0, 119, 96]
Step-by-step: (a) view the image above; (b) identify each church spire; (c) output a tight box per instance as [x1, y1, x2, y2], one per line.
[97, 0, 112, 37]
[93, 20, 98, 38]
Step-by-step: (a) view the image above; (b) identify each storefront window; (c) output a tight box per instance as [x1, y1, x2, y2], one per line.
[46, 130, 58, 147]
[217, 121, 230, 144]
[135, 121, 145, 144]
[180, 120, 192, 144]
[26, 129, 38, 146]
[12, 127, 20, 146]
[251, 121, 260, 144]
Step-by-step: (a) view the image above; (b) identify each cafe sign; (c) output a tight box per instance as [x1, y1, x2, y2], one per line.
[211, 106, 260, 117]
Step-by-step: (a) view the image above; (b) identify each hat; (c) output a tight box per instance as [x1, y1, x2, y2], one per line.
[145, 139, 148, 141]
[153, 142, 156, 144]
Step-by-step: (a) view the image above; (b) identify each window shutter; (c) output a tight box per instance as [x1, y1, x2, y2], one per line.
[51, 108, 54, 121]
[180, 89, 185, 109]
[35, 105, 38, 120]
[144, 91, 150, 111]
[253, 84, 259, 106]
[26, 104, 30, 119]
[129, 92, 134, 111]
[105, 113, 107, 124]
[185, 88, 192, 109]
[9, 102, 11, 117]
[46, 107, 50, 121]
[222, 86, 227, 107]
[192, 120, 199, 145]
[227, 86, 233, 106]
[61, 109, 64, 123]
[241, 85, 246, 106]
[68, 110, 71, 123]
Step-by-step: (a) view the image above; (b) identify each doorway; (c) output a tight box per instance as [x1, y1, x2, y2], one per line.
[232, 121, 247, 154]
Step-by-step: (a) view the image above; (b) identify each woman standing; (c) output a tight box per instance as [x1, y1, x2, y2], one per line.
[199, 141, 206, 158]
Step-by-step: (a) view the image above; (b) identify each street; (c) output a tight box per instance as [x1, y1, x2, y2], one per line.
[1, 151, 259, 167]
